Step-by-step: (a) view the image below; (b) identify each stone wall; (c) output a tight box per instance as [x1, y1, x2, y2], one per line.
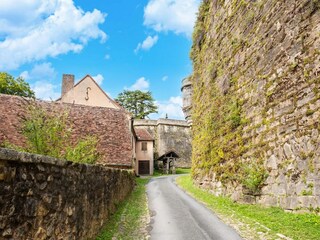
[0, 94, 133, 167]
[190, 0, 320, 211]
[0, 148, 135, 239]
[134, 119, 192, 168]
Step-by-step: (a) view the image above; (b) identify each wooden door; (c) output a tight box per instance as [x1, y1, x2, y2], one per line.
[138, 160, 150, 175]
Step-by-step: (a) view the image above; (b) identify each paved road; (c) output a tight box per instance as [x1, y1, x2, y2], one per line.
[147, 175, 242, 240]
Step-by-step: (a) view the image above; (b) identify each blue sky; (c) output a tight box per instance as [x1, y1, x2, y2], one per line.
[0, 0, 200, 119]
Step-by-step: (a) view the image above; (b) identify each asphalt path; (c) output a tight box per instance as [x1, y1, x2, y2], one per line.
[147, 175, 242, 240]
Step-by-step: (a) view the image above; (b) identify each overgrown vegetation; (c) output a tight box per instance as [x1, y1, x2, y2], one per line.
[3, 103, 99, 164]
[96, 178, 149, 240]
[242, 160, 268, 195]
[177, 175, 320, 240]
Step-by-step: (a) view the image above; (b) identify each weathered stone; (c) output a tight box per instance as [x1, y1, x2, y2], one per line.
[266, 155, 278, 170]
[189, 0, 320, 212]
[2, 228, 12, 237]
[283, 143, 293, 159]
[0, 148, 135, 239]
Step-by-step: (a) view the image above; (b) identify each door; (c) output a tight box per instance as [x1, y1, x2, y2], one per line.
[139, 160, 150, 175]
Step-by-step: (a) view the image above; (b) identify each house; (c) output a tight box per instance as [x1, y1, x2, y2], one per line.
[57, 74, 121, 109]
[133, 127, 154, 175]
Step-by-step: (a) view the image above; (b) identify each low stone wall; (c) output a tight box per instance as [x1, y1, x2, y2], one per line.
[0, 148, 135, 239]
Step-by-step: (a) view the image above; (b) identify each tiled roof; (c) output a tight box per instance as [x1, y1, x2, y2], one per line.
[134, 127, 154, 141]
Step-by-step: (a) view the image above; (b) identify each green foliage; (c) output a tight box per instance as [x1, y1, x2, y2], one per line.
[242, 160, 268, 195]
[0, 72, 35, 98]
[177, 175, 320, 240]
[65, 136, 99, 164]
[6, 104, 99, 164]
[22, 105, 70, 158]
[228, 99, 241, 129]
[115, 90, 158, 119]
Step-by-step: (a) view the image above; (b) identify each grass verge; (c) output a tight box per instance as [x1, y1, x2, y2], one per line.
[176, 175, 320, 240]
[96, 177, 150, 240]
[153, 167, 191, 176]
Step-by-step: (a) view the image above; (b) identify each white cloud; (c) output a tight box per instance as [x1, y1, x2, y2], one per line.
[92, 74, 104, 85]
[151, 96, 184, 119]
[162, 75, 168, 81]
[31, 81, 60, 101]
[104, 54, 110, 60]
[128, 77, 150, 91]
[135, 35, 158, 53]
[144, 0, 200, 36]
[20, 62, 56, 80]
[20, 71, 30, 80]
[31, 62, 56, 79]
[0, 0, 107, 70]
[19, 62, 60, 100]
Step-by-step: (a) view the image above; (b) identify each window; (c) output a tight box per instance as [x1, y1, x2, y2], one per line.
[141, 142, 147, 151]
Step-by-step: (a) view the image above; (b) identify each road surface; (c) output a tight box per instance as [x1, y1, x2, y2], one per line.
[147, 175, 242, 240]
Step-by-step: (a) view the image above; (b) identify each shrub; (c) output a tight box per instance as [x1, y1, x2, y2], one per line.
[5, 103, 99, 164]
[242, 160, 268, 195]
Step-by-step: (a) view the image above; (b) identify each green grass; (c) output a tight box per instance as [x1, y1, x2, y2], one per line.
[176, 175, 320, 240]
[96, 178, 150, 240]
[153, 167, 191, 176]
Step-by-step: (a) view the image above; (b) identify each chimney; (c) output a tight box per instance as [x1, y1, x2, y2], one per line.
[61, 74, 74, 97]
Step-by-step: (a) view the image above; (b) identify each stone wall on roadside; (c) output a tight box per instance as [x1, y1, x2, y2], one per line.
[0, 94, 133, 167]
[190, 0, 320, 211]
[0, 148, 135, 239]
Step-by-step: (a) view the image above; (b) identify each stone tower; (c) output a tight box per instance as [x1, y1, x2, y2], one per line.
[181, 76, 192, 124]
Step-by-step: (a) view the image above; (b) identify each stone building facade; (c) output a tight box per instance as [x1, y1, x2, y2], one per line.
[133, 119, 192, 168]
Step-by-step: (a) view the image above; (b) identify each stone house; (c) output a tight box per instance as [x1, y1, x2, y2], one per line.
[133, 119, 192, 169]
[57, 74, 121, 109]
[133, 127, 154, 175]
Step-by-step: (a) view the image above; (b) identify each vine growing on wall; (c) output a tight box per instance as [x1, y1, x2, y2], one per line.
[190, 0, 267, 188]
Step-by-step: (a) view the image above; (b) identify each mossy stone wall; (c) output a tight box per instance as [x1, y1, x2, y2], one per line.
[190, 0, 320, 211]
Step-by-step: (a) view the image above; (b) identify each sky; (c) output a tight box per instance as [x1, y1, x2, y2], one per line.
[0, 0, 201, 119]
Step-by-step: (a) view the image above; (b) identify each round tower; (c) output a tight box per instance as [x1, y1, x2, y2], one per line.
[181, 76, 192, 125]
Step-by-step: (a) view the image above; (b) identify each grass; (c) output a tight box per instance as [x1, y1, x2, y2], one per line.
[176, 175, 320, 240]
[153, 167, 191, 176]
[96, 177, 150, 240]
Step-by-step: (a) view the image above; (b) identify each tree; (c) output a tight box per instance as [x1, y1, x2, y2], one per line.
[115, 90, 158, 119]
[0, 72, 35, 98]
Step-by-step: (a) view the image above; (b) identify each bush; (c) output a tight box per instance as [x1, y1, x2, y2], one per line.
[5, 103, 99, 164]
[242, 160, 268, 195]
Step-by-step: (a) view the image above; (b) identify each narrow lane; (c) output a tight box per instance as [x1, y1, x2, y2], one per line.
[147, 175, 242, 240]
